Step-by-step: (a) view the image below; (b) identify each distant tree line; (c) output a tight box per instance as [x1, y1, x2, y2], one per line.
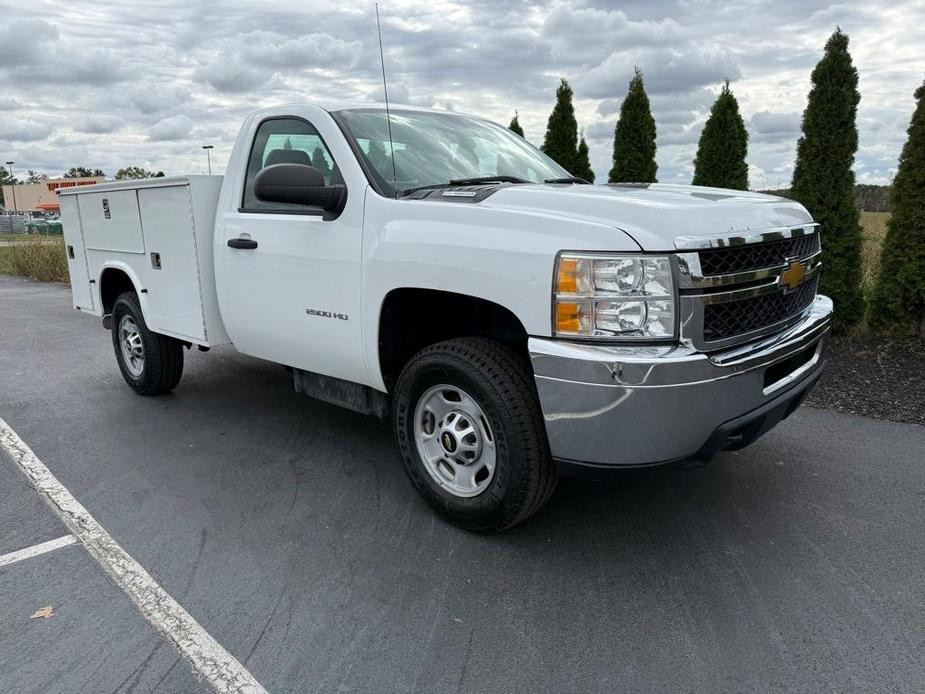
[63, 166, 105, 178]
[1, 165, 165, 209]
[761, 184, 893, 214]
[510, 27, 924, 335]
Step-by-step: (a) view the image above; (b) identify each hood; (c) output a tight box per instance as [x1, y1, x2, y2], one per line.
[478, 183, 813, 251]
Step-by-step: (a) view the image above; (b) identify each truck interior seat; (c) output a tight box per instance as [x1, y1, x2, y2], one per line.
[264, 149, 313, 167]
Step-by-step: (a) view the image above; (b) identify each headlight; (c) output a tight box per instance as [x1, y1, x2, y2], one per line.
[553, 253, 676, 340]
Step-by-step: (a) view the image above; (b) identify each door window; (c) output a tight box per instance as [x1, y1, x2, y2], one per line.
[241, 117, 340, 212]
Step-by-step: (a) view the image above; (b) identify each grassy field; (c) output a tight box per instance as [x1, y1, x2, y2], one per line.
[859, 211, 889, 302]
[0, 246, 10, 275]
[0, 237, 69, 283]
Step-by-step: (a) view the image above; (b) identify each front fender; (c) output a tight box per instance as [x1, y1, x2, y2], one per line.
[360, 190, 640, 390]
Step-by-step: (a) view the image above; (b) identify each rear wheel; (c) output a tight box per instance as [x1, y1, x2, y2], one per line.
[392, 337, 556, 532]
[111, 292, 184, 395]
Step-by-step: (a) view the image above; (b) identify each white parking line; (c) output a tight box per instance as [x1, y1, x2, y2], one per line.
[0, 535, 77, 568]
[0, 418, 268, 694]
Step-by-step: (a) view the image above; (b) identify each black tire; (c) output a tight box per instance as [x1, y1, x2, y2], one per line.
[392, 337, 557, 532]
[111, 291, 184, 396]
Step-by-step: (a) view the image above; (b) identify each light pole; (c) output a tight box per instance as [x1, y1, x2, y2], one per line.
[4, 161, 15, 228]
[202, 145, 214, 175]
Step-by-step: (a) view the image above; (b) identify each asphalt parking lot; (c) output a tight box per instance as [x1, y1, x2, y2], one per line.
[2, 274, 924, 693]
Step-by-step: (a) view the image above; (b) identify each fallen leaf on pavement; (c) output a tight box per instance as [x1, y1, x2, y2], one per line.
[30, 605, 54, 620]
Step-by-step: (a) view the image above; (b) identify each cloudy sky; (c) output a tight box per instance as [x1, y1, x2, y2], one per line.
[1, 0, 923, 188]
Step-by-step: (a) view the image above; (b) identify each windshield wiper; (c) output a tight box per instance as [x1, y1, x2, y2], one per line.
[449, 175, 530, 185]
[544, 176, 591, 184]
[400, 176, 530, 197]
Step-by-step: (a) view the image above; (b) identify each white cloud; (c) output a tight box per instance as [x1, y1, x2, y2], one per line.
[194, 60, 269, 93]
[129, 84, 194, 116]
[597, 99, 621, 117]
[0, 19, 59, 66]
[0, 18, 125, 86]
[750, 111, 801, 136]
[241, 31, 363, 69]
[0, 120, 54, 142]
[148, 115, 194, 142]
[542, 7, 683, 62]
[577, 46, 741, 98]
[75, 116, 125, 135]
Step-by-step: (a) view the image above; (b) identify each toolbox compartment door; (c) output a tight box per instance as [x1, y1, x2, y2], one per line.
[137, 184, 207, 341]
[59, 194, 95, 311]
[80, 190, 145, 254]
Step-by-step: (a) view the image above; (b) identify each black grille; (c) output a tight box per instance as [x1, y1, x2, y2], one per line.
[699, 232, 819, 276]
[703, 275, 818, 342]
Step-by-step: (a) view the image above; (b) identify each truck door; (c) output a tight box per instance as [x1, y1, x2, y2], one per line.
[220, 116, 366, 385]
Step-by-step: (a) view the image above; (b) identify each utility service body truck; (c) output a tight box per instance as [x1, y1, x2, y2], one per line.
[60, 103, 832, 531]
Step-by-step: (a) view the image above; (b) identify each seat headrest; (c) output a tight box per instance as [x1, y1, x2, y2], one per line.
[265, 149, 312, 167]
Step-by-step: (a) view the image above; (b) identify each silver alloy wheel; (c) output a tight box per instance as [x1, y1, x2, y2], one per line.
[119, 314, 145, 377]
[413, 384, 497, 498]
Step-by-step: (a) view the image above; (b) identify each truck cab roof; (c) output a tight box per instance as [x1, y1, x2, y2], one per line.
[246, 101, 472, 119]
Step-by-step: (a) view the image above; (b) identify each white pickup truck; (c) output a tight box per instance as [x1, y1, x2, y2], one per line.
[60, 102, 832, 531]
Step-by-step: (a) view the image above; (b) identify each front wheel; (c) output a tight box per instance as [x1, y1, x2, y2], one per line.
[392, 338, 557, 532]
[111, 291, 184, 395]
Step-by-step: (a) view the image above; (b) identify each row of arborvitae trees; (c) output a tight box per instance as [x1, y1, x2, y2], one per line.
[511, 28, 925, 335]
[519, 70, 744, 188]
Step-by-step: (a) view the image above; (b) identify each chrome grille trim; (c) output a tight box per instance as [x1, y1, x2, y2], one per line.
[674, 223, 819, 250]
[678, 250, 821, 289]
[695, 262, 821, 305]
[675, 223, 822, 351]
[676, 224, 820, 289]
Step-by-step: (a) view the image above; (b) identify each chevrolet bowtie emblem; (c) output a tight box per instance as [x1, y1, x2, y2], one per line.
[780, 259, 806, 292]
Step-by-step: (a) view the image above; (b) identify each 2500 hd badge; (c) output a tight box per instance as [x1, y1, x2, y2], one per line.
[306, 308, 349, 321]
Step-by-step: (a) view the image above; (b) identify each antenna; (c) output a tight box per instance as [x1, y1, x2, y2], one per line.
[375, 3, 398, 194]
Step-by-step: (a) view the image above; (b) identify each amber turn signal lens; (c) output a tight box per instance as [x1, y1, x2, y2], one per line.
[557, 257, 579, 294]
[556, 302, 581, 333]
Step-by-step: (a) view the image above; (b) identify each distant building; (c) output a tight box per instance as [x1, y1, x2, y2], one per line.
[2, 177, 105, 216]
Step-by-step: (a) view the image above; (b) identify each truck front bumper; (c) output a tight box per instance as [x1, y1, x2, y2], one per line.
[529, 295, 833, 473]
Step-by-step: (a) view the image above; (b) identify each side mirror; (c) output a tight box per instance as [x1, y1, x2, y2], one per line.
[254, 163, 346, 212]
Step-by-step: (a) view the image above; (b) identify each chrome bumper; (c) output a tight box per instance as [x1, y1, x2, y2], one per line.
[529, 295, 833, 468]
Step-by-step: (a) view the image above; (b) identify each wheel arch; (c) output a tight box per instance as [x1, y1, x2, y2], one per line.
[376, 288, 530, 392]
[98, 262, 150, 326]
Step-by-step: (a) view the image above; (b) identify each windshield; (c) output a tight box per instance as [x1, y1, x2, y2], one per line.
[333, 108, 570, 196]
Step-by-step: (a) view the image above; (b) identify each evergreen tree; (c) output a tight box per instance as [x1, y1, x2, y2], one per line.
[790, 28, 864, 329]
[542, 79, 579, 173]
[692, 80, 749, 189]
[311, 146, 332, 181]
[575, 135, 595, 183]
[870, 79, 925, 336]
[609, 68, 657, 183]
[509, 112, 525, 138]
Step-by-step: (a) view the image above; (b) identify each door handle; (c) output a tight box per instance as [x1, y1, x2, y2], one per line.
[227, 238, 258, 250]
